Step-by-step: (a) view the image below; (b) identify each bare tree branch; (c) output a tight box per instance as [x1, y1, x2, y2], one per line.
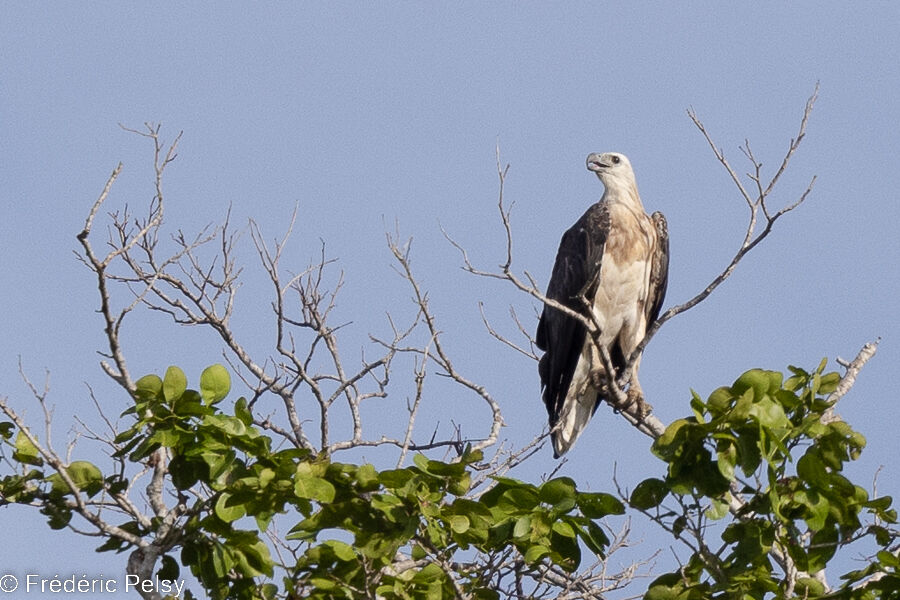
[633, 85, 820, 364]
[823, 338, 880, 422]
[445, 87, 821, 441]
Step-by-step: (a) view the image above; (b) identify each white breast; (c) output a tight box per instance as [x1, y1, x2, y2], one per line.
[591, 254, 651, 345]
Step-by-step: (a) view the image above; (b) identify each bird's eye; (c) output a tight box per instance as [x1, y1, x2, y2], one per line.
[611, 156, 621, 164]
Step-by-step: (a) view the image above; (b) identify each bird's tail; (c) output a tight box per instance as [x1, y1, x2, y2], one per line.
[550, 388, 600, 458]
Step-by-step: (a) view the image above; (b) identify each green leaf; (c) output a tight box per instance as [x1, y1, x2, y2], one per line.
[799, 490, 830, 532]
[722, 520, 774, 564]
[0, 421, 15, 439]
[578, 520, 610, 555]
[356, 463, 380, 491]
[238, 537, 275, 577]
[163, 366, 188, 403]
[200, 364, 231, 404]
[689, 390, 707, 422]
[539, 477, 577, 510]
[765, 370, 784, 394]
[552, 519, 576, 538]
[548, 530, 581, 571]
[807, 525, 839, 572]
[707, 386, 734, 416]
[413, 453, 430, 472]
[135, 374, 163, 402]
[672, 516, 687, 538]
[113, 423, 142, 445]
[379, 468, 415, 489]
[13, 430, 43, 466]
[44, 504, 73, 529]
[449, 471, 472, 496]
[716, 443, 737, 481]
[215, 492, 246, 522]
[797, 450, 828, 486]
[869, 525, 892, 546]
[577, 492, 625, 518]
[706, 496, 730, 520]
[513, 515, 531, 538]
[149, 427, 191, 449]
[157, 554, 180, 581]
[817, 371, 841, 395]
[294, 463, 336, 503]
[309, 577, 337, 591]
[732, 368, 771, 401]
[653, 419, 692, 460]
[257, 467, 276, 489]
[449, 514, 470, 534]
[94, 537, 126, 552]
[203, 414, 247, 437]
[865, 495, 893, 511]
[370, 493, 405, 522]
[169, 455, 204, 490]
[323, 539, 356, 562]
[630, 478, 669, 510]
[497, 487, 540, 512]
[735, 427, 762, 475]
[411, 544, 427, 560]
[731, 387, 754, 420]
[171, 390, 208, 418]
[750, 397, 790, 430]
[795, 577, 826, 597]
[414, 563, 444, 583]
[234, 397, 252, 425]
[645, 583, 680, 600]
[65, 461, 104, 496]
[523, 544, 549, 564]
[877, 550, 900, 568]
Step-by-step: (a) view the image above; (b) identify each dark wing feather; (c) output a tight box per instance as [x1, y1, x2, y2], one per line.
[646, 211, 669, 325]
[536, 203, 610, 428]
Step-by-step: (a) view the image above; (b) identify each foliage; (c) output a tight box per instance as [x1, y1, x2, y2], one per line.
[3, 361, 897, 598]
[1, 365, 626, 599]
[634, 360, 899, 599]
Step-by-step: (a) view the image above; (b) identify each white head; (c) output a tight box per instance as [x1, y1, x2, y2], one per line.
[586, 152, 640, 201]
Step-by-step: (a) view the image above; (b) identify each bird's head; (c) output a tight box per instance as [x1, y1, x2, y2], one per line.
[586, 152, 637, 193]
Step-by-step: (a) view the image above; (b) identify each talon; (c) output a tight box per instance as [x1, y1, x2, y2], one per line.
[626, 388, 651, 418]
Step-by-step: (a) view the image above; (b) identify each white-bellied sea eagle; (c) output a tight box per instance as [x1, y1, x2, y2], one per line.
[536, 152, 669, 457]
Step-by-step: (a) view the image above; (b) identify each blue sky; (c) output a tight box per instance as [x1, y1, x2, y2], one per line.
[2, 3, 898, 595]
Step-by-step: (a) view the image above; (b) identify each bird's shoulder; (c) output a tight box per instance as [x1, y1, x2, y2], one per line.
[545, 203, 609, 300]
[558, 202, 610, 250]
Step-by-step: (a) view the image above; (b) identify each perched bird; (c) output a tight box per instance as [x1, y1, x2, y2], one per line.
[536, 152, 668, 457]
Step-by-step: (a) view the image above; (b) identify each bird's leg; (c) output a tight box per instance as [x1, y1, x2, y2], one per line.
[624, 355, 652, 418]
[589, 364, 611, 396]
[591, 344, 632, 415]
[626, 383, 651, 418]
[616, 318, 653, 418]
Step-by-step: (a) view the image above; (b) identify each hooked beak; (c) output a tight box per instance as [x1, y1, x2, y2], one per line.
[586, 153, 606, 173]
